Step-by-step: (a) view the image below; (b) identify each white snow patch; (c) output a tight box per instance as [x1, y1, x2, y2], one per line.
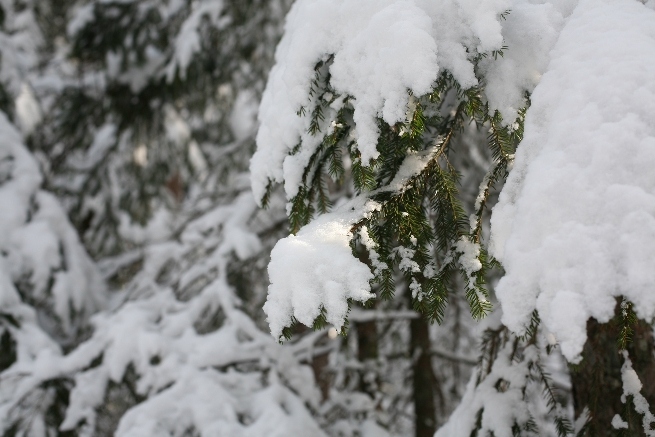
[264, 199, 381, 340]
[490, 0, 655, 361]
[15, 82, 42, 135]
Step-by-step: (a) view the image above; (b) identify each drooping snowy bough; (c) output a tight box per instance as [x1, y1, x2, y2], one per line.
[251, 0, 569, 341]
[254, 0, 655, 434]
[253, 0, 529, 341]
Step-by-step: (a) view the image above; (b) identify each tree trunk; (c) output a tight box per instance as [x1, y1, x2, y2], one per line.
[570, 312, 655, 437]
[411, 314, 437, 437]
[356, 319, 378, 395]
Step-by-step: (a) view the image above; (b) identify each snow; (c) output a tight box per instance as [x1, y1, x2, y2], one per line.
[612, 414, 628, 430]
[481, 0, 573, 123]
[164, 105, 192, 146]
[0, 113, 104, 330]
[358, 226, 388, 276]
[230, 90, 259, 142]
[454, 237, 482, 278]
[252, 0, 510, 202]
[80, 123, 117, 170]
[165, 0, 226, 82]
[0, 110, 105, 429]
[264, 198, 380, 340]
[15, 82, 42, 134]
[490, 0, 655, 361]
[619, 351, 655, 436]
[3, 187, 325, 437]
[435, 341, 532, 437]
[4, 0, 653, 432]
[1, 1, 333, 435]
[66, 4, 95, 38]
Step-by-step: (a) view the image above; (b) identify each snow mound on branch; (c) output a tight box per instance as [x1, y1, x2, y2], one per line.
[480, 0, 573, 123]
[264, 199, 381, 340]
[490, 0, 655, 361]
[251, 0, 509, 202]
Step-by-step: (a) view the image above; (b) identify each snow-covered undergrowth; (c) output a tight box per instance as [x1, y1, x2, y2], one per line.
[3, 192, 326, 437]
[0, 114, 103, 330]
[0, 112, 105, 430]
[491, 0, 655, 362]
[0, 0, 333, 434]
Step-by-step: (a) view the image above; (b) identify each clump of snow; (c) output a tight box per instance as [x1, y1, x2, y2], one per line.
[619, 351, 655, 436]
[384, 145, 440, 193]
[15, 82, 42, 135]
[264, 199, 381, 340]
[490, 0, 655, 361]
[612, 414, 628, 430]
[358, 226, 388, 275]
[393, 246, 419, 274]
[454, 237, 482, 278]
[481, 0, 573, 123]
[164, 105, 192, 146]
[252, 0, 510, 202]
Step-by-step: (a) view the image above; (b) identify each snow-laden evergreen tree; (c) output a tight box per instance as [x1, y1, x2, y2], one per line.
[0, 2, 105, 434]
[253, 0, 655, 436]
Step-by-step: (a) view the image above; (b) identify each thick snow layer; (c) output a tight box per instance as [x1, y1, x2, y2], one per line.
[251, 0, 510, 202]
[490, 0, 655, 361]
[481, 0, 573, 123]
[264, 198, 380, 340]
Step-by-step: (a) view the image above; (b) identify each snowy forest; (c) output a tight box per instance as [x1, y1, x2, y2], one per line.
[0, 0, 654, 436]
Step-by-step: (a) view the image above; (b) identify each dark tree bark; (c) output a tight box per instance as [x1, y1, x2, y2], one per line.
[356, 319, 378, 395]
[570, 308, 655, 437]
[357, 320, 378, 362]
[411, 314, 437, 437]
[312, 351, 331, 401]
